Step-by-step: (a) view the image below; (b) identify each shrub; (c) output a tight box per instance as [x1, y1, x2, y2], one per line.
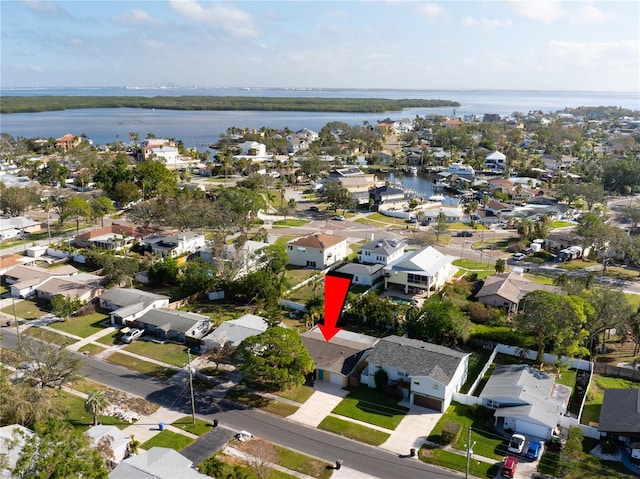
[468, 404, 494, 420]
[441, 421, 463, 445]
[374, 369, 389, 391]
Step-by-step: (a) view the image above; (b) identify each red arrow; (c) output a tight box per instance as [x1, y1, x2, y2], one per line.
[319, 271, 353, 342]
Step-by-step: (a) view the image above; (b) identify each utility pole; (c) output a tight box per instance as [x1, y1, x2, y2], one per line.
[187, 348, 196, 424]
[12, 298, 21, 347]
[465, 426, 476, 479]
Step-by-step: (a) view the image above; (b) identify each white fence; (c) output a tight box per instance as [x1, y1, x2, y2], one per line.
[558, 416, 601, 439]
[494, 343, 592, 372]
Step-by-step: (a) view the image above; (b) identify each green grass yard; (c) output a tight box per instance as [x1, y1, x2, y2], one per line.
[171, 416, 214, 436]
[22, 327, 77, 347]
[331, 385, 409, 430]
[123, 340, 189, 368]
[140, 429, 194, 451]
[419, 445, 499, 478]
[317, 416, 390, 446]
[54, 390, 133, 430]
[1, 299, 51, 320]
[581, 376, 640, 425]
[105, 352, 177, 380]
[48, 311, 110, 338]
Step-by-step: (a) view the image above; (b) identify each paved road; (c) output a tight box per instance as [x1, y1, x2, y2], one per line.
[0, 330, 464, 479]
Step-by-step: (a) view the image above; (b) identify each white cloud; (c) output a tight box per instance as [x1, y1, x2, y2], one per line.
[416, 2, 445, 18]
[12, 64, 45, 73]
[20, 0, 66, 16]
[168, 0, 259, 38]
[461, 16, 513, 28]
[112, 8, 163, 27]
[570, 5, 611, 25]
[509, 0, 564, 24]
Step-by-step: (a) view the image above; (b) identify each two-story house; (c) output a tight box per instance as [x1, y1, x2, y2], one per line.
[286, 233, 348, 269]
[143, 231, 206, 258]
[383, 246, 457, 295]
[358, 237, 406, 266]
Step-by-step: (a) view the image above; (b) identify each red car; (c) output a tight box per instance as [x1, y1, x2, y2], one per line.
[501, 455, 518, 477]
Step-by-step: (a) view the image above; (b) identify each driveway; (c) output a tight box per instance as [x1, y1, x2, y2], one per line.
[288, 382, 349, 427]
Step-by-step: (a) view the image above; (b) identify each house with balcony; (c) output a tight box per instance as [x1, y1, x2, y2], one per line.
[484, 151, 507, 171]
[358, 237, 406, 266]
[286, 233, 348, 269]
[383, 246, 456, 295]
[363, 336, 470, 411]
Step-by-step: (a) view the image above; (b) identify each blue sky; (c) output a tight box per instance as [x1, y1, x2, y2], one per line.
[1, 0, 638, 91]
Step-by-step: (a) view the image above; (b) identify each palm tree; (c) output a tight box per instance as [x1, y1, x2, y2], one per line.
[84, 390, 109, 426]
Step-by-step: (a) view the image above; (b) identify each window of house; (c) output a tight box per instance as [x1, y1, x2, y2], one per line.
[297, 247, 306, 252]
[306, 261, 316, 268]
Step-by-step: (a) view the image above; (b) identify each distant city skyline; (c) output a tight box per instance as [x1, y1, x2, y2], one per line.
[1, 1, 638, 92]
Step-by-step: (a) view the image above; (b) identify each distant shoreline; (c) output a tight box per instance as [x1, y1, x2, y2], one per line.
[0, 96, 460, 114]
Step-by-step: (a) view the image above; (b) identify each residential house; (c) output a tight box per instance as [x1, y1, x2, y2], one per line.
[98, 288, 170, 325]
[302, 326, 379, 387]
[143, 231, 206, 258]
[142, 138, 176, 160]
[132, 308, 210, 345]
[363, 336, 470, 411]
[74, 224, 148, 250]
[109, 447, 209, 479]
[286, 136, 309, 154]
[598, 389, 640, 442]
[286, 233, 348, 269]
[334, 262, 384, 287]
[383, 246, 457, 295]
[85, 425, 131, 464]
[545, 230, 588, 256]
[55, 133, 80, 152]
[376, 120, 396, 136]
[0, 174, 40, 189]
[34, 273, 103, 303]
[0, 253, 36, 275]
[484, 151, 507, 171]
[3, 264, 79, 298]
[201, 313, 270, 352]
[0, 424, 33, 478]
[419, 207, 465, 224]
[199, 239, 269, 279]
[0, 216, 41, 241]
[148, 145, 180, 165]
[484, 200, 514, 217]
[475, 271, 562, 313]
[369, 185, 405, 209]
[236, 141, 268, 161]
[358, 238, 406, 266]
[479, 364, 571, 439]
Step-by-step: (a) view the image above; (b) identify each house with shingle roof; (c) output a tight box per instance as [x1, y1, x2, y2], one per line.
[479, 364, 570, 439]
[99, 288, 170, 325]
[85, 425, 131, 464]
[286, 233, 348, 269]
[201, 313, 270, 352]
[358, 237, 406, 266]
[383, 246, 456, 295]
[3, 264, 79, 298]
[34, 273, 103, 303]
[598, 389, 640, 441]
[109, 447, 209, 479]
[302, 326, 379, 388]
[335, 262, 384, 286]
[363, 336, 470, 411]
[133, 308, 210, 345]
[475, 271, 561, 313]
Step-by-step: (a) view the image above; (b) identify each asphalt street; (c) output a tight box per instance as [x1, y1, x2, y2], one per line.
[1, 330, 463, 479]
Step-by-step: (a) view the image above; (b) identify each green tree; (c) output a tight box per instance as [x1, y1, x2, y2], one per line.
[134, 160, 178, 199]
[234, 327, 314, 390]
[0, 372, 64, 428]
[433, 211, 449, 241]
[84, 391, 110, 427]
[0, 186, 39, 217]
[199, 455, 225, 476]
[50, 295, 83, 321]
[101, 255, 139, 287]
[495, 258, 506, 273]
[111, 181, 141, 206]
[13, 420, 108, 479]
[517, 290, 589, 364]
[177, 259, 217, 297]
[579, 182, 606, 212]
[319, 180, 355, 212]
[147, 257, 179, 286]
[63, 196, 91, 235]
[406, 296, 470, 346]
[575, 213, 609, 259]
[19, 338, 82, 389]
[90, 196, 116, 227]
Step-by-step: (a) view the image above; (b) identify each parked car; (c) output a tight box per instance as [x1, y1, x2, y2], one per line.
[501, 456, 518, 477]
[332, 215, 345, 221]
[236, 430, 253, 442]
[309, 206, 319, 212]
[513, 253, 526, 261]
[508, 434, 526, 454]
[121, 328, 145, 344]
[456, 231, 473, 237]
[521, 247, 533, 256]
[524, 440, 543, 460]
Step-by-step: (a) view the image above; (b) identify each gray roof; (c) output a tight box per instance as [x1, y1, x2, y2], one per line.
[336, 262, 384, 276]
[109, 447, 208, 479]
[359, 238, 406, 256]
[203, 314, 269, 347]
[138, 309, 209, 334]
[476, 272, 561, 304]
[100, 288, 169, 308]
[367, 336, 467, 385]
[384, 246, 455, 277]
[85, 425, 130, 453]
[599, 389, 640, 434]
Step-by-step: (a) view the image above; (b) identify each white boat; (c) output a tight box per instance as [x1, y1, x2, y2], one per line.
[444, 163, 475, 176]
[429, 194, 445, 202]
[409, 166, 418, 175]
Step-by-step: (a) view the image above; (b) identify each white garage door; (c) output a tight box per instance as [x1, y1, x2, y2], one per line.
[330, 372, 344, 386]
[515, 420, 550, 439]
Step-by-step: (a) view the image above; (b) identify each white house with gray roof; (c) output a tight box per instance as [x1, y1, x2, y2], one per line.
[363, 336, 470, 412]
[335, 262, 384, 286]
[99, 288, 170, 325]
[200, 314, 270, 352]
[85, 425, 131, 464]
[358, 237, 406, 265]
[479, 364, 570, 439]
[143, 231, 206, 258]
[132, 309, 210, 345]
[383, 246, 456, 295]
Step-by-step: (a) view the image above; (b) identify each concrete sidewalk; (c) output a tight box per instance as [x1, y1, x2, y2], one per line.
[288, 382, 349, 427]
[381, 402, 442, 456]
[121, 406, 195, 446]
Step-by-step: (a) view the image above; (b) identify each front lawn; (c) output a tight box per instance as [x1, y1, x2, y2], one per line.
[22, 327, 78, 347]
[1, 299, 50, 320]
[317, 416, 390, 446]
[171, 416, 213, 436]
[53, 390, 133, 430]
[105, 352, 177, 380]
[123, 340, 189, 368]
[331, 385, 409, 430]
[48, 311, 110, 338]
[78, 343, 107, 356]
[275, 446, 333, 479]
[428, 402, 508, 461]
[225, 387, 299, 417]
[273, 219, 310, 228]
[272, 384, 315, 404]
[140, 429, 194, 451]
